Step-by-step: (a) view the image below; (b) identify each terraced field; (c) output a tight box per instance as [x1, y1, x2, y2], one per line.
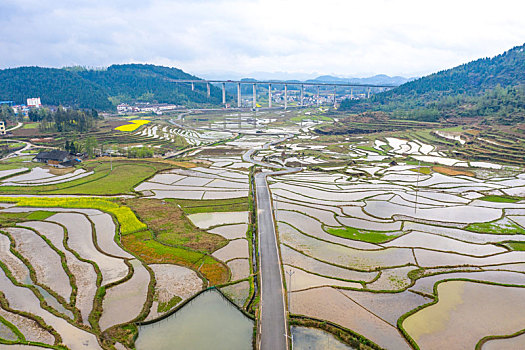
[1, 108, 525, 349]
[265, 132, 525, 349]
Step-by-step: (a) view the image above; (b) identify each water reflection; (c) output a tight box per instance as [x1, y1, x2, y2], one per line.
[291, 326, 356, 350]
[136, 289, 253, 350]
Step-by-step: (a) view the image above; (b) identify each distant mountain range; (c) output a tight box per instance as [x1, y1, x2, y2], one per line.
[0, 64, 222, 110]
[235, 74, 410, 86]
[339, 43, 525, 123]
[307, 74, 412, 86]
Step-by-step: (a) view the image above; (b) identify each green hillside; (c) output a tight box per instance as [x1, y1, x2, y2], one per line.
[0, 64, 223, 110]
[0, 67, 112, 110]
[339, 43, 525, 123]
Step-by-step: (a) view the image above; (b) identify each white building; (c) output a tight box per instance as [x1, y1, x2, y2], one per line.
[27, 97, 42, 108]
[0, 121, 6, 135]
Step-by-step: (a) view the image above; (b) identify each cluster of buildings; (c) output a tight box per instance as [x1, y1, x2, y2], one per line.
[117, 102, 181, 115]
[0, 97, 42, 116]
[34, 150, 82, 167]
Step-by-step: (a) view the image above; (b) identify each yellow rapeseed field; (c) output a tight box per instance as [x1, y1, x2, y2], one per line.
[0, 196, 147, 234]
[115, 119, 151, 132]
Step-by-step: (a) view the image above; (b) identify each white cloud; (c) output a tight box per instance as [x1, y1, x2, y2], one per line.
[0, 0, 524, 78]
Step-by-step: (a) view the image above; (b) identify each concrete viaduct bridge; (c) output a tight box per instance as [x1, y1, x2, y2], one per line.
[171, 79, 398, 109]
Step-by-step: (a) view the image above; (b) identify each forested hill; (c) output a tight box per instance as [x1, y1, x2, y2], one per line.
[0, 64, 222, 110]
[339, 43, 525, 123]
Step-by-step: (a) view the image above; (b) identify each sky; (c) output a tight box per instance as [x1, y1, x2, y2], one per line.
[0, 0, 524, 80]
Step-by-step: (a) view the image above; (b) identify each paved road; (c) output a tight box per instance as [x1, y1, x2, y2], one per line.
[244, 134, 300, 350]
[255, 171, 287, 350]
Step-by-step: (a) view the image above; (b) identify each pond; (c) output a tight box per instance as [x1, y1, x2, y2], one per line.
[291, 326, 356, 349]
[136, 289, 254, 350]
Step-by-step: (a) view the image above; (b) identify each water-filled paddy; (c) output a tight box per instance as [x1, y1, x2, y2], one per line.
[6, 227, 72, 300]
[291, 287, 411, 350]
[404, 281, 525, 349]
[188, 211, 249, 229]
[136, 289, 253, 350]
[280, 244, 378, 282]
[99, 259, 150, 331]
[47, 213, 130, 285]
[291, 326, 356, 350]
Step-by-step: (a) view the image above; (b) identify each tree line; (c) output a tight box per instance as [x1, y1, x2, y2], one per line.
[0, 64, 224, 111]
[338, 43, 525, 123]
[29, 107, 101, 132]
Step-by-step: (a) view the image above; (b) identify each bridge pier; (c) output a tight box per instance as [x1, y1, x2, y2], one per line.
[333, 85, 337, 108]
[284, 84, 288, 110]
[222, 83, 226, 105]
[268, 83, 272, 108]
[253, 83, 257, 109]
[237, 83, 241, 108]
[170, 79, 396, 109]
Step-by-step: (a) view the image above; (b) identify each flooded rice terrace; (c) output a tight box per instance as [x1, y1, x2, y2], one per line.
[291, 326, 356, 349]
[136, 290, 254, 350]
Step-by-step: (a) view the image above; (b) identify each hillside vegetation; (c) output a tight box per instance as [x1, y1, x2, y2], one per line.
[339, 43, 525, 123]
[0, 64, 223, 110]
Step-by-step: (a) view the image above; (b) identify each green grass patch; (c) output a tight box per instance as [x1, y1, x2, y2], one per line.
[5, 142, 25, 149]
[438, 126, 464, 132]
[22, 123, 39, 129]
[3, 156, 34, 163]
[503, 241, 525, 251]
[157, 295, 182, 313]
[122, 198, 227, 253]
[410, 167, 432, 175]
[0, 196, 145, 234]
[175, 197, 249, 215]
[379, 144, 393, 152]
[0, 210, 56, 226]
[0, 160, 169, 195]
[466, 220, 525, 235]
[325, 226, 401, 243]
[479, 195, 521, 203]
[0, 164, 29, 171]
[121, 230, 228, 285]
[356, 145, 385, 155]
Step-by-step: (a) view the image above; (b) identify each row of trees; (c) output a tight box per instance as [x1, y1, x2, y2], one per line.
[64, 138, 154, 159]
[0, 104, 17, 122]
[32, 107, 101, 133]
[64, 136, 99, 158]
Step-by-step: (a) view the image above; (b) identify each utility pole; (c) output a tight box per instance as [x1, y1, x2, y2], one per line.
[253, 83, 257, 109]
[268, 83, 272, 108]
[333, 85, 337, 108]
[284, 84, 288, 110]
[237, 82, 241, 108]
[222, 82, 226, 105]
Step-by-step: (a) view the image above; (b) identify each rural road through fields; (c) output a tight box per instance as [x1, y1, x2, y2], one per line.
[243, 135, 300, 350]
[255, 171, 287, 350]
